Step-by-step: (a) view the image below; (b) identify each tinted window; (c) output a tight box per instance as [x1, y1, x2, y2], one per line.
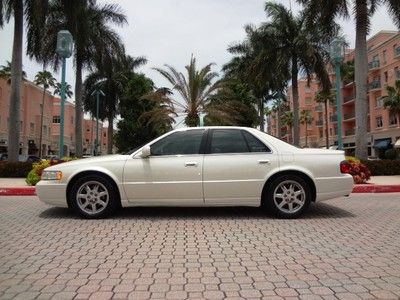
[242, 131, 271, 152]
[151, 130, 204, 156]
[210, 130, 249, 154]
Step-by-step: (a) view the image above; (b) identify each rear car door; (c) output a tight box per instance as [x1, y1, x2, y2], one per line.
[203, 129, 278, 206]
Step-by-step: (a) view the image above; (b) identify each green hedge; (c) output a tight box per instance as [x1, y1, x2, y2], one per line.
[361, 160, 400, 176]
[0, 161, 33, 178]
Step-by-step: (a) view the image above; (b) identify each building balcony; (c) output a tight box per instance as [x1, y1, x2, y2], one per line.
[344, 111, 355, 120]
[343, 95, 355, 104]
[368, 60, 380, 71]
[316, 120, 323, 127]
[330, 115, 337, 123]
[368, 80, 381, 91]
[395, 46, 400, 58]
[345, 129, 355, 136]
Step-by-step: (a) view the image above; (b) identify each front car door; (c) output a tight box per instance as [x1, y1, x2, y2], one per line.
[203, 129, 278, 206]
[123, 129, 206, 205]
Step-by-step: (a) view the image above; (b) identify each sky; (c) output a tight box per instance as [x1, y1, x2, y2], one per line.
[0, 0, 398, 107]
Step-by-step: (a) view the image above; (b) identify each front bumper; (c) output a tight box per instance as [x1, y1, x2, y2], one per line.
[36, 180, 68, 208]
[314, 174, 354, 201]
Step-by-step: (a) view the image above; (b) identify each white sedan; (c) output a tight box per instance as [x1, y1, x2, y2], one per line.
[36, 127, 353, 219]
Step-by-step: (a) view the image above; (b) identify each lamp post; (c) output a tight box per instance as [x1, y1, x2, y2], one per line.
[330, 37, 345, 150]
[56, 30, 73, 158]
[91, 89, 105, 156]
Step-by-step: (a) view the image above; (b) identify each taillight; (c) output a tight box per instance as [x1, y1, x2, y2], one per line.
[340, 161, 350, 174]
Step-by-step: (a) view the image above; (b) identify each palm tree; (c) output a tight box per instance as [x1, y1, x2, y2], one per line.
[1, 0, 47, 161]
[34, 70, 56, 158]
[0, 61, 27, 82]
[271, 97, 287, 139]
[281, 111, 294, 143]
[297, 0, 400, 159]
[54, 82, 73, 99]
[83, 55, 146, 154]
[315, 90, 335, 149]
[341, 60, 355, 85]
[36, 0, 127, 157]
[300, 109, 314, 147]
[254, 2, 334, 146]
[154, 56, 220, 127]
[383, 80, 400, 124]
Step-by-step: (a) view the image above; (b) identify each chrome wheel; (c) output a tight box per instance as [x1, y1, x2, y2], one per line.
[273, 180, 306, 214]
[76, 181, 109, 215]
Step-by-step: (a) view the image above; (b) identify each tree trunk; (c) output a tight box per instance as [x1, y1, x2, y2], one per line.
[107, 112, 114, 154]
[354, 0, 369, 160]
[325, 100, 330, 149]
[75, 59, 83, 157]
[8, 0, 24, 161]
[259, 99, 265, 132]
[277, 106, 281, 139]
[291, 58, 300, 146]
[38, 88, 46, 158]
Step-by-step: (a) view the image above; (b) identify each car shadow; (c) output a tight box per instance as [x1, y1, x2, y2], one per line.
[38, 202, 355, 220]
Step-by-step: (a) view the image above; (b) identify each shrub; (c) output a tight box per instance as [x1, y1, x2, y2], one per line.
[361, 160, 400, 175]
[345, 157, 371, 184]
[0, 161, 33, 178]
[384, 148, 398, 160]
[25, 169, 40, 186]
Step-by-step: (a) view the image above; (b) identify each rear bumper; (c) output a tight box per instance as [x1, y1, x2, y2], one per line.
[314, 174, 353, 201]
[36, 180, 68, 208]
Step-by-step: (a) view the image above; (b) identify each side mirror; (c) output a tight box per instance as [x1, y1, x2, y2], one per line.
[140, 145, 151, 158]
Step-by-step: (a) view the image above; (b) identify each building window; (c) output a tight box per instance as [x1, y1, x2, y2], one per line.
[43, 125, 47, 136]
[376, 116, 383, 128]
[30, 123, 34, 134]
[305, 97, 312, 105]
[389, 112, 398, 125]
[319, 129, 323, 138]
[86, 128, 90, 132]
[375, 97, 383, 108]
[53, 116, 60, 123]
[382, 50, 387, 64]
[103, 132, 106, 137]
[384, 71, 388, 83]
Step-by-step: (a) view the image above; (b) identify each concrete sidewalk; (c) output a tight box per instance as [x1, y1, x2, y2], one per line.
[0, 176, 399, 196]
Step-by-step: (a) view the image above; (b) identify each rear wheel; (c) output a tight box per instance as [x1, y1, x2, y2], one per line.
[69, 175, 118, 219]
[264, 174, 311, 218]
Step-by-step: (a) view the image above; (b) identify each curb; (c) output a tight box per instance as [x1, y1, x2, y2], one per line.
[352, 184, 400, 193]
[0, 187, 36, 196]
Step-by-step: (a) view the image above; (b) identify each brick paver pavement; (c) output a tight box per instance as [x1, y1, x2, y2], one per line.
[0, 194, 399, 300]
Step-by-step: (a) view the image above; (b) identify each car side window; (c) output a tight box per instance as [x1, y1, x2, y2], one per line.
[242, 131, 271, 152]
[210, 129, 249, 154]
[151, 130, 204, 156]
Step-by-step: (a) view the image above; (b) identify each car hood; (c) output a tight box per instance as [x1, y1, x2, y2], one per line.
[45, 154, 128, 170]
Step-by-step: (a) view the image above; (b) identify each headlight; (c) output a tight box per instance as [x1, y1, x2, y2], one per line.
[41, 171, 62, 180]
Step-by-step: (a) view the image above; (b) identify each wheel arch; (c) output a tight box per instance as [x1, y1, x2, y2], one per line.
[261, 169, 317, 205]
[66, 170, 122, 208]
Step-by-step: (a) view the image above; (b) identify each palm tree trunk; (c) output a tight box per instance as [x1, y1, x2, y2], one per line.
[277, 106, 281, 139]
[291, 58, 300, 146]
[107, 112, 114, 154]
[325, 101, 329, 149]
[354, 0, 369, 160]
[8, 0, 24, 161]
[259, 99, 265, 132]
[38, 88, 46, 158]
[75, 58, 83, 158]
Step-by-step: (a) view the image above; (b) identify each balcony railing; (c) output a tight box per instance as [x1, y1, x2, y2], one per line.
[315, 120, 323, 127]
[369, 80, 381, 91]
[395, 46, 400, 58]
[344, 111, 355, 120]
[330, 115, 337, 122]
[343, 95, 355, 103]
[368, 60, 380, 70]
[345, 129, 355, 136]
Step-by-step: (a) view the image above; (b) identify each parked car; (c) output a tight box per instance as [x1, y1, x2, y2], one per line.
[0, 153, 40, 163]
[36, 127, 353, 219]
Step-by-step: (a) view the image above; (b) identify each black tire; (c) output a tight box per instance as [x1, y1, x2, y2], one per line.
[68, 174, 118, 219]
[264, 174, 312, 219]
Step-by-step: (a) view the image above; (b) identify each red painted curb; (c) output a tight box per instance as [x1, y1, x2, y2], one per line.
[0, 187, 36, 196]
[352, 184, 400, 193]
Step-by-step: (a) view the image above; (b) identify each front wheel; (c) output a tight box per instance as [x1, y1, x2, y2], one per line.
[264, 174, 312, 218]
[68, 175, 118, 219]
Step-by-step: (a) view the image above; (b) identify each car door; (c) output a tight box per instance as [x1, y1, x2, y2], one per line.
[123, 129, 206, 205]
[203, 129, 278, 206]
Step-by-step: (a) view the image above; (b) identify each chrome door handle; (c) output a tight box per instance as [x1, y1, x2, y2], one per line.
[185, 162, 198, 167]
[258, 159, 270, 164]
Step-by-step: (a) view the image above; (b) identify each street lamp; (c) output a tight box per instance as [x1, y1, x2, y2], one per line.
[91, 89, 105, 156]
[56, 30, 73, 158]
[330, 37, 345, 150]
